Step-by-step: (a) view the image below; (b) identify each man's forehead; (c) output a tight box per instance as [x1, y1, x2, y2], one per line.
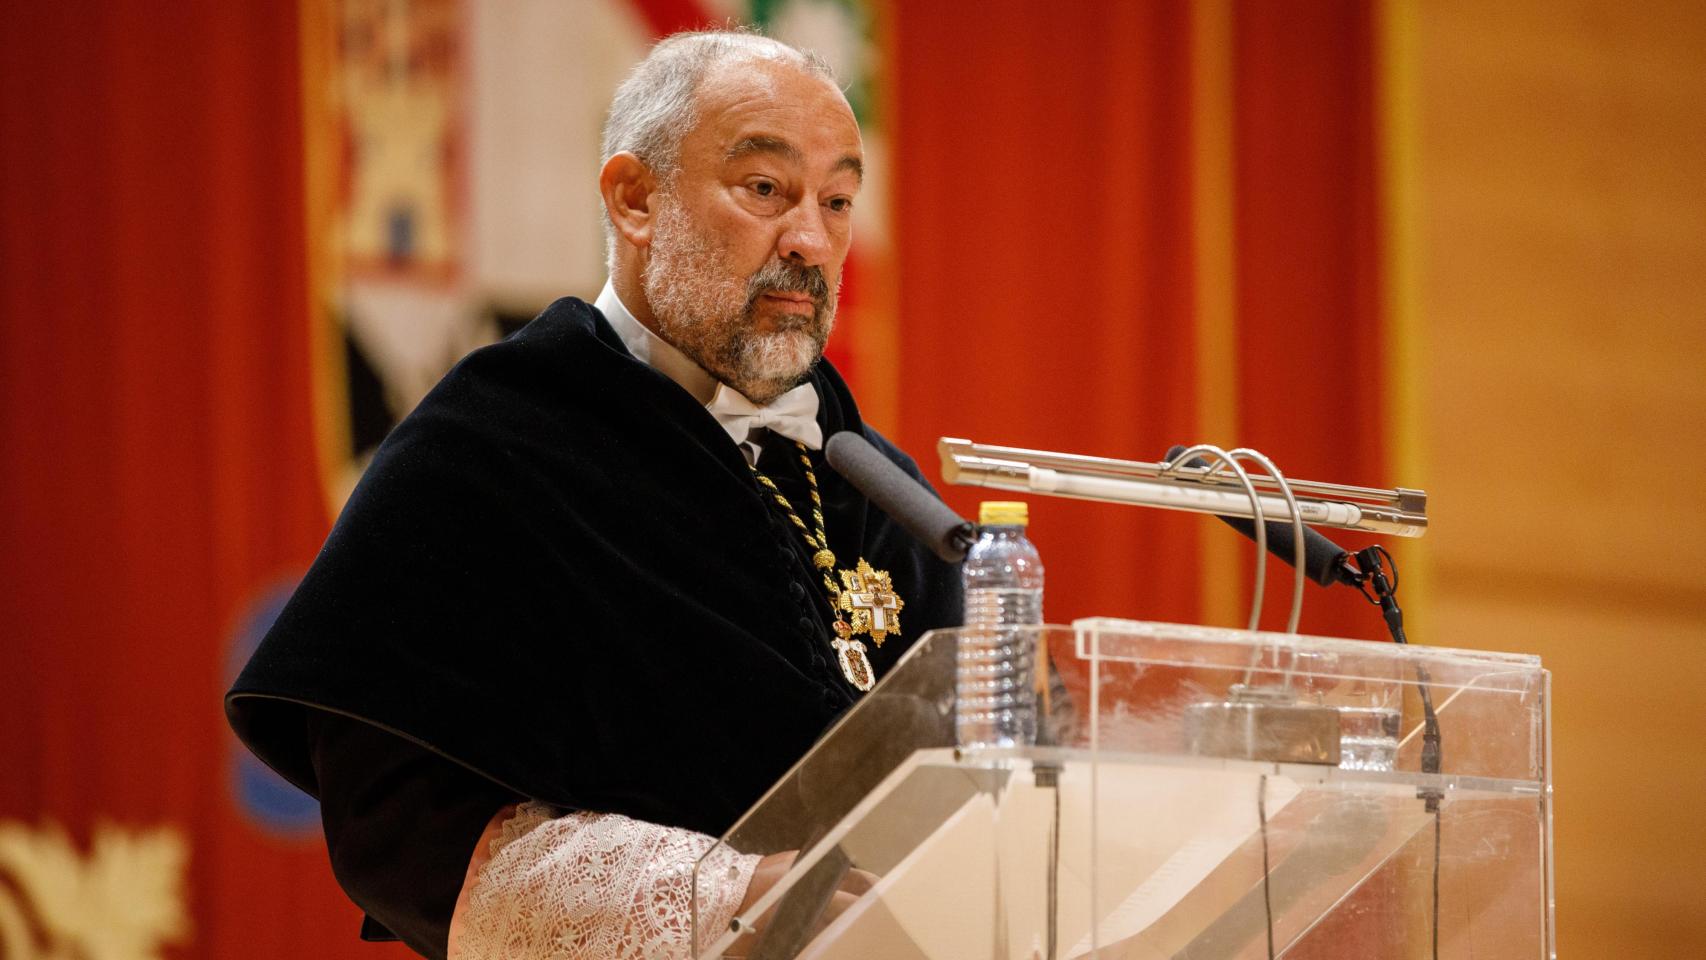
[690, 58, 862, 166]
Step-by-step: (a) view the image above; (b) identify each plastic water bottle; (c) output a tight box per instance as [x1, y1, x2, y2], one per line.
[957, 501, 1044, 749]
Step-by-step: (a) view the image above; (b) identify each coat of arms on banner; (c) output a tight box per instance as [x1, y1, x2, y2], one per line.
[312, 0, 501, 508]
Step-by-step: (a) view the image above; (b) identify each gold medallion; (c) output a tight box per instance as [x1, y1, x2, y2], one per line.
[838, 559, 905, 647]
[831, 637, 875, 692]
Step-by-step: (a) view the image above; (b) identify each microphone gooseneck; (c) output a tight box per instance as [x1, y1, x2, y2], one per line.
[1165, 445, 1361, 588]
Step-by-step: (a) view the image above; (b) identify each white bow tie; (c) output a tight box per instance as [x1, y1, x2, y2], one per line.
[707, 381, 823, 453]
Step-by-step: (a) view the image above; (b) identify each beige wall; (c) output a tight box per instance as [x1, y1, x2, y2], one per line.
[1414, 1, 1706, 954]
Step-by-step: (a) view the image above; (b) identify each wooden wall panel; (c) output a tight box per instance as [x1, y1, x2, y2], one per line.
[1414, 0, 1706, 952]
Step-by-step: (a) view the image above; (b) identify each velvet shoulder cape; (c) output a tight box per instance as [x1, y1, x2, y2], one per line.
[226, 297, 962, 837]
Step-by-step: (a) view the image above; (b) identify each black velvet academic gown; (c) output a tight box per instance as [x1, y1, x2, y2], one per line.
[225, 297, 963, 957]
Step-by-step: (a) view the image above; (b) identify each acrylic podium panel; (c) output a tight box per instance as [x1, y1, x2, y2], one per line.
[692, 620, 1554, 959]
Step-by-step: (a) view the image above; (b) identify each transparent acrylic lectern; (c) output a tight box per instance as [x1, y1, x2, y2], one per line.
[692, 620, 1554, 959]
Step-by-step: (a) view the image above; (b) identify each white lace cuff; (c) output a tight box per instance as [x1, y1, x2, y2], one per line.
[452, 802, 760, 960]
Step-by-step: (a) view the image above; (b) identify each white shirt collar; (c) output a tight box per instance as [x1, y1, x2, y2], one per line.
[595, 280, 719, 405]
[593, 280, 822, 463]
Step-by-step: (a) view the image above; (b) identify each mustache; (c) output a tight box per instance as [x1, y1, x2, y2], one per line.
[745, 259, 830, 307]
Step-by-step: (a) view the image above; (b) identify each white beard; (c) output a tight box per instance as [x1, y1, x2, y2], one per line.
[641, 192, 835, 404]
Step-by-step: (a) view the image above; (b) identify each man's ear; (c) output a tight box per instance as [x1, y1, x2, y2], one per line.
[600, 153, 658, 250]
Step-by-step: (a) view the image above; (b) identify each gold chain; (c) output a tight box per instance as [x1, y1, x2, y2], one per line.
[750, 441, 846, 615]
[753, 439, 888, 692]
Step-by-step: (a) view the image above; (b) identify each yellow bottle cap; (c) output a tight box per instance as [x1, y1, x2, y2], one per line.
[978, 501, 1029, 526]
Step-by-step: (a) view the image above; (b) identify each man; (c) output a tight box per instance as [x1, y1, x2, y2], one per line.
[226, 29, 961, 960]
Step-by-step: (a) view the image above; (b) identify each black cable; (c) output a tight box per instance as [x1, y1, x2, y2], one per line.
[1049, 776, 1060, 960]
[1352, 545, 1443, 959]
[1258, 774, 1276, 960]
[1036, 762, 1061, 960]
[1433, 806, 1442, 960]
[1353, 547, 1443, 790]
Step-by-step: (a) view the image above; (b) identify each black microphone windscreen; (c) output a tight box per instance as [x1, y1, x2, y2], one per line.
[825, 432, 973, 564]
[1165, 445, 1354, 588]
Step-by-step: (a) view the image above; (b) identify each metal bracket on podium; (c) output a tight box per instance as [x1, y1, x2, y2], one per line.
[1185, 684, 1342, 765]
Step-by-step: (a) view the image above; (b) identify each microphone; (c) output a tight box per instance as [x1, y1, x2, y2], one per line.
[1165, 445, 1360, 588]
[825, 432, 976, 564]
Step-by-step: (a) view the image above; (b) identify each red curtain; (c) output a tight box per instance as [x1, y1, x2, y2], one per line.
[0, 2, 406, 957]
[891, 1, 1205, 628]
[891, 2, 1388, 639]
[1233, 0, 1387, 642]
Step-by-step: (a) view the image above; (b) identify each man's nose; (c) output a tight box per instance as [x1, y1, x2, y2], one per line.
[777, 201, 833, 265]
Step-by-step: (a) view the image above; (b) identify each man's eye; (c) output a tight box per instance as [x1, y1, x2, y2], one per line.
[750, 180, 777, 197]
[828, 197, 853, 213]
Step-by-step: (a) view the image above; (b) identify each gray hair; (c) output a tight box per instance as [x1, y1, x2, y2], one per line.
[600, 29, 836, 263]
